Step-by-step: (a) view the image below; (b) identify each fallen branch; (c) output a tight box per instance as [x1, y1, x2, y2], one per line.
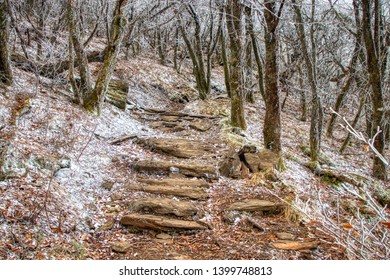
[330, 107, 389, 166]
[140, 107, 221, 119]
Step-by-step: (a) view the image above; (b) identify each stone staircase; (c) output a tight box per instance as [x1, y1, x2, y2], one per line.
[106, 108, 319, 257]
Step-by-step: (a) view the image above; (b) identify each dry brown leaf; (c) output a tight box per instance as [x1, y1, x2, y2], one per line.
[271, 240, 319, 251]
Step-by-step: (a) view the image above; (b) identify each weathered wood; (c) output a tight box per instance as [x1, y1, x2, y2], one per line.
[126, 184, 209, 200]
[120, 213, 208, 231]
[129, 198, 198, 217]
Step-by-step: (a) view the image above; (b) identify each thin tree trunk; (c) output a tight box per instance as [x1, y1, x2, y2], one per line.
[292, 0, 323, 164]
[339, 94, 366, 154]
[67, 0, 92, 98]
[83, 0, 129, 116]
[297, 64, 307, 121]
[247, 6, 265, 101]
[220, 23, 231, 98]
[361, 0, 387, 180]
[226, 0, 246, 130]
[0, 0, 12, 86]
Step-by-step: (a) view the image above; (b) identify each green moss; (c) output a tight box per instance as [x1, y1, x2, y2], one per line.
[375, 185, 390, 207]
[276, 157, 287, 172]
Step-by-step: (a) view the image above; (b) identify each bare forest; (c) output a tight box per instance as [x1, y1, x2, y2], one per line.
[0, 0, 389, 260]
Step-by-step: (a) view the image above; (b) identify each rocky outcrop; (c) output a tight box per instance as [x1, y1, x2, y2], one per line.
[219, 145, 279, 178]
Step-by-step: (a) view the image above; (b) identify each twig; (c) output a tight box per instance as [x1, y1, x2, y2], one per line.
[330, 107, 389, 166]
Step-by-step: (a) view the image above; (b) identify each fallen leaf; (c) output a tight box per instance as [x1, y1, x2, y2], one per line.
[342, 223, 353, 229]
[382, 222, 390, 229]
[271, 240, 319, 251]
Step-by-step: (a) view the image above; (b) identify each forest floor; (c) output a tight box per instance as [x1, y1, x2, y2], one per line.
[0, 54, 389, 260]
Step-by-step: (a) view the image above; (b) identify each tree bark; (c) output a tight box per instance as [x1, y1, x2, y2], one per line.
[67, 0, 92, 99]
[0, 0, 12, 86]
[226, 0, 246, 130]
[361, 0, 387, 180]
[83, 0, 129, 116]
[262, 0, 284, 152]
[292, 0, 323, 164]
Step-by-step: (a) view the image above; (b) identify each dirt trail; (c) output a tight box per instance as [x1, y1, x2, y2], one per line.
[91, 105, 336, 260]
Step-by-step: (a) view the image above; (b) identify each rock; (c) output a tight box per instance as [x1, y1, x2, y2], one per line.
[135, 137, 214, 159]
[120, 213, 208, 231]
[129, 198, 198, 217]
[189, 122, 211, 132]
[156, 233, 172, 240]
[161, 116, 180, 122]
[166, 252, 192, 260]
[111, 241, 132, 253]
[155, 233, 173, 244]
[276, 232, 296, 240]
[106, 79, 129, 110]
[98, 218, 115, 231]
[227, 199, 284, 213]
[137, 178, 209, 188]
[130, 160, 218, 179]
[58, 158, 71, 169]
[101, 180, 115, 191]
[271, 240, 319, 251]
[241, 149, 279, 172]
[219, 149, 241, 178]
[126, 184, 209, 200]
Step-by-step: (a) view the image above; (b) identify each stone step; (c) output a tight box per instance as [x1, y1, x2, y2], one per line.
[137, 177, 210, 188]
[126, 184, 209, 200]
[135, 137, 215, 159]
[226, 199, 285, 213]
[130, 160, 218, 179]
[120, 213, 208, 231]
[129, 197, 199, 217]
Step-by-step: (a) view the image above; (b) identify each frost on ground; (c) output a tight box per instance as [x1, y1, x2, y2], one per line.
[0, 68, 157, 258]
[0, 58, 388, 260]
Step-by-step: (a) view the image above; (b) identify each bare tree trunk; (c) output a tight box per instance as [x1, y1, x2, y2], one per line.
[292, 0, 323, 164]
[83, 0, 129, 116]
[339, 94, 366, 154]
[67, 0, 92, 99]
[297, 64, 307, 122]
[246, 6, 265, 101]
[327, 2, 363, 138]
[226, 0, 246, 130]
[262, 0, 284, 152]
[0, 0, 12, 86]
[220, 19, 232, 98]
[361, 0, 387, 180]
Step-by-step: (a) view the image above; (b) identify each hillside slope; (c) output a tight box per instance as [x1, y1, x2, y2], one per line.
[0, 54, 389, 260]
